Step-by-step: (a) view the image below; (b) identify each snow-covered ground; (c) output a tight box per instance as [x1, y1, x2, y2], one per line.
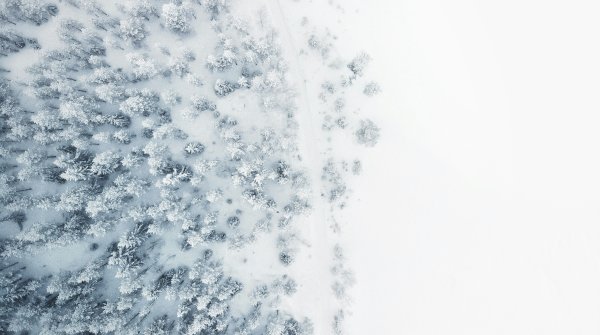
[301, 0, 600, 334]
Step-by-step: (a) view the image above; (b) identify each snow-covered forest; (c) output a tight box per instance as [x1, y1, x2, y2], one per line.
[0, 0, 381, 334]
[5, 0, 600, 334]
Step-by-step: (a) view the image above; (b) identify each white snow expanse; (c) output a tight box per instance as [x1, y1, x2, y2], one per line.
[324, 0, 600, 334]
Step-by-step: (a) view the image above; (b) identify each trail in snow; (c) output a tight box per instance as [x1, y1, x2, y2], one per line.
[264, 1, 382, 334]
[264, 0, 335, 332]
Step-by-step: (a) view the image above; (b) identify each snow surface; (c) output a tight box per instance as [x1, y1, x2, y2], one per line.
[301, 0, 600, 334]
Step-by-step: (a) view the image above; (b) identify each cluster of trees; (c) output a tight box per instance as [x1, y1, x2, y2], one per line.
[0, 0, 58, 26]
[0, 248, 266, 334]
[304, 25, 384, 333]
[0, 0, 319, 333]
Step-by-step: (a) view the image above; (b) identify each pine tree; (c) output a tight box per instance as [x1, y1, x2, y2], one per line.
[120, 16, 147, 45]
[161, 3, 193, 34]
[214, 79, 237, 97]
[355, 119, 380, 147]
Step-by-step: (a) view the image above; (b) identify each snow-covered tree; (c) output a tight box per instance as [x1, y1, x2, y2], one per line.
[145, 315, 173, 335]
[265, 313, 313, 335]
[184, 141, 205, 156]
[120, 16, 147, 45]
[90, 151, 121, 176]
[347, 52, 371, 77]
[363, 81, 381, 96]
[0, 0, 58, 26]
[200, 0, 229, 17]
[161, 3, 193, 34]
[0, 30, 30, 56]
[127, 53, 159, 80]
[31, 109, 61, 130]
[355, 119, 380, 147]
[121, 0, 157, 19]
[206, 49, 238, 72]
[168, 54, 190, 77]
[59, 95, 100, 125]
[214, 79, 237, 97]
[120, 89, 159, 116]
[96, 83, 126, 103]
[161, 90, 181, 106]
[191, 95, 216, 111]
